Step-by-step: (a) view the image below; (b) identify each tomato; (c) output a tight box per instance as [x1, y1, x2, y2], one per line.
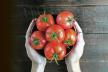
[56, 11, 74, 29]
[64, 29, 77, 46]
[30, 31, 46, 50]
[46, 25, 65, 43]
[44, 41, 66, 61]
[36, 13, 54, 31]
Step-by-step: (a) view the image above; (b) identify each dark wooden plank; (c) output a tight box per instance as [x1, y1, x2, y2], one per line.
[81, 0, 108, 5]
[11, 61, 31, 72]
[80, 6, 108, 33]
[80, 61, 108, 72]
[11, 5, 108, 35]
[15, 0, 79, 5]
[11, 6, 81, 35]
[15, 0, 108, 5]
[81, 34, 108, 61]
[12, 60, 68, 72]
[12, 60, 108, 72]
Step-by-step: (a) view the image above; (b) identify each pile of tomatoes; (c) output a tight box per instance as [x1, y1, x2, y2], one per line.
[29, 11, 77, 63]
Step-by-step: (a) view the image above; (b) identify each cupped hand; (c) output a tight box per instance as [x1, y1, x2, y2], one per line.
[25, 19, 46, 72]
[65, 20, 85, 72]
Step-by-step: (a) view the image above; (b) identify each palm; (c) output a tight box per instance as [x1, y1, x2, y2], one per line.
[65, 20, 85, 72]
[25, 19, 46, 64]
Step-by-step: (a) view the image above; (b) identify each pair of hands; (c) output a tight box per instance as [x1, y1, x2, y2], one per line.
[25, 19, 85, 72]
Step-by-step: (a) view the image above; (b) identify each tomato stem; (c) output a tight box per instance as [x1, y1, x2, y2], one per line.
[42, 10, 48, 22]
[64, 40, 72, 44]
[33, 39, 39, 45]
[53, 53, 59, 65]
[67, 17, 74, 27]
[67, 17, 74, 23]
[54, 58, 59, 65]
[42, 17, 48, 22]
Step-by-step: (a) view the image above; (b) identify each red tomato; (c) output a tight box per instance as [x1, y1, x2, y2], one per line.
[30, 31, 46, 50]
[44, 41, 66, 61]
[56, 11, 74, 29]
[46, 25, 65, 43]
[36, 13, 54, 31]
[64, 29, 77, 46]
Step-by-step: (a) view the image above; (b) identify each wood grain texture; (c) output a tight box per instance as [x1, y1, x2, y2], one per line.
[80, 6, 108, 33]
[12, 61, 108, 72]
[80, 61, 108, 72]
[81, 0, 108, 5]
[15, 0, 108, 5]
[82, 34, 108, 61]
[11, 5, 108, 35]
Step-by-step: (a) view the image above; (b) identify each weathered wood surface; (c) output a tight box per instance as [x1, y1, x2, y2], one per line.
[11, 0, 108, 72]
[15, 0, 108, 5]
[11, 5, 108, 35]
[80, 61, 108, 72]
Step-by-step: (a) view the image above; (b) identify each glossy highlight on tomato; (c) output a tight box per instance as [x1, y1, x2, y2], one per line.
[64, 28, 77, 46]
[56, 11, 74, 29]
[30, 31, 46, 50]
[46, 25, 65, 43]
[36, 13, 55, 31]
[44, 41, 66, 61]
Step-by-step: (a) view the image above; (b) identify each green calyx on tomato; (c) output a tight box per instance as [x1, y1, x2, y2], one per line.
[51, 32, 57, 39]
[33, 39, 39, 45]
[49, 53, 59, 65]
[51, 32, 59, 42]
[42, 17, 48, 22]
[67, 17, 74, 24]
[64, 40, 72, 44]
[53, 53, 59, 65]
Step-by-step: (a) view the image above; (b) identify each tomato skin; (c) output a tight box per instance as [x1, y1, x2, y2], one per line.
[46, 25, 65, 43]
[56, 11, 74, 29]
[36, 14, 54, 31]
[64, 29, 77, 46]
[44, 41, 66, 60]
[30, 31, 46, 50]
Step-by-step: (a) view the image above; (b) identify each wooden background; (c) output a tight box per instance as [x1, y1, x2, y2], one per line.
[11, 0, 108, 72]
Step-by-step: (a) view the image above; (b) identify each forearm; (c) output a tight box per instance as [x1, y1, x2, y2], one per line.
[71, 61, 81, 72]
[31, 62, 46, 72]
[66, 60, 81, 72]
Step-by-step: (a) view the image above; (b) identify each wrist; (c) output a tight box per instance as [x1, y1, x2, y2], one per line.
[71, 61, 81, 72]
[66, 60, 81, 72]
[31, 61, 46, 72]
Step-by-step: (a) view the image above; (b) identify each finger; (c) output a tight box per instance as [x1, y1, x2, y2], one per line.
[31, 61, 46, 72]
[25, 40, 46, 64]
[66, 32, 85, 62]
[71, 33, 85, 61]
[74, 32, 85, 52]
[65, 59, 81, 72]
[25, 18, 36, 40]
[73, 20, 82, 33]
